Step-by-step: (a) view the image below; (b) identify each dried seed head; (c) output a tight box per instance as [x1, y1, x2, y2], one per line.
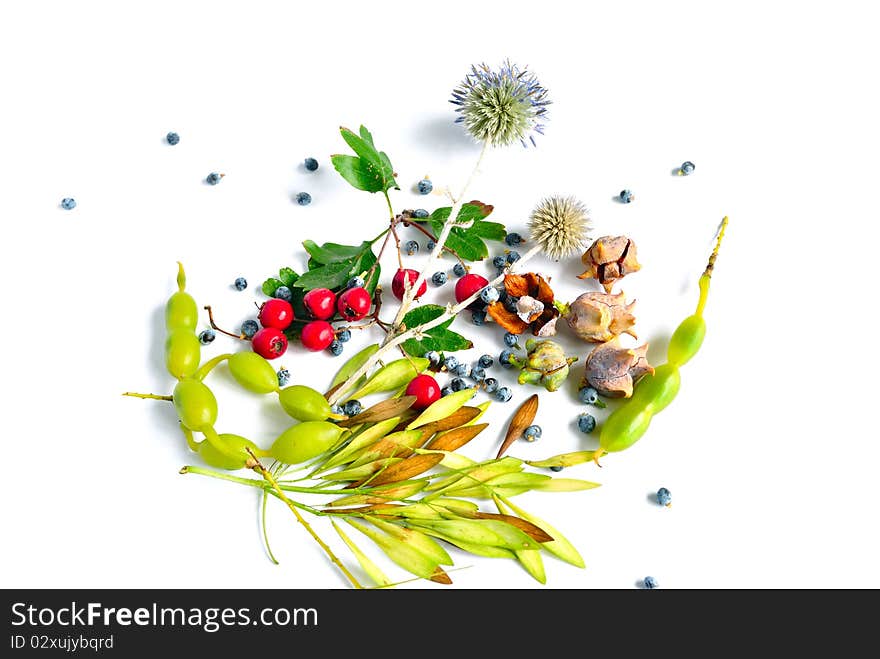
[528, 196, 592, 260]
[564, 291, 638, 343]
[583, 338, 654, 398]
[577, 235, 641, 292]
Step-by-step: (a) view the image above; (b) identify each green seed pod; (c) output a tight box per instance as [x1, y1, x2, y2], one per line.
[173, 378, 218, 431]
[599, 402, 653, 453]
[349, 357, 429, 400]
[165, 329, 201, 379]
[330, 343, 380, 389]
[165, 263, 199, 331]
[667, 314, 706, 367]
[228, 352, 279, 394]
[406, 387, 476, 430]
[278, 384, 334, 421]
[269, 421, 345, 465]
[631, 363, 681, 414]
[518, 339, 577, 392]
[198, 433, 260, 470]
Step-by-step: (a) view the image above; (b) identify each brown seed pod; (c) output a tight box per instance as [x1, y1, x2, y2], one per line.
[497, 393, 539, 458]
[577, 236, 641, 292]
[564, 291, 637, 343]
[583, 337, 654, 398]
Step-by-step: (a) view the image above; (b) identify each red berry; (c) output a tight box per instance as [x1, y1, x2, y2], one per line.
[303, 288, 337, 320]
[392, 268, 427, 301]
[300, 320, 335, 352]
[258, 298, 294, 330]
[252, 327, 288, 360]
[337, 287, 371, 321]
[405, 374, 441, 410]
[454, 273, 489, 304]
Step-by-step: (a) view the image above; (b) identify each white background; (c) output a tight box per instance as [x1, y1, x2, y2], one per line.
[1, 1, 877, 589]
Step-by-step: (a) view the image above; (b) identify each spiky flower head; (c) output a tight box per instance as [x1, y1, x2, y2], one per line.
[450, 60, 550, 147]
[528, 196, 591, 260]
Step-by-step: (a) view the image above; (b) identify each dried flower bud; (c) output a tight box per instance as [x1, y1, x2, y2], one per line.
[577, 236, 641, 292]
[517, 339, 578, 392]
[564, 291, 637, 343]
[583, 338, 654, 398]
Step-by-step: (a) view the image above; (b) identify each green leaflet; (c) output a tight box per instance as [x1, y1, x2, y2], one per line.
[331, 520, 392, 588]
[406, 387, 477, 430]
[496, 496, 585, 569]
[400, 305, 472, 357]
[331, 126, 398, 194]
[330, 343, 380, 389]
[422, 203, 506, 262]
[346, 518, 450, 584]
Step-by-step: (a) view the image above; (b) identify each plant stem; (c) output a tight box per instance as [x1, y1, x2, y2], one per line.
[122, 392, 172, 401]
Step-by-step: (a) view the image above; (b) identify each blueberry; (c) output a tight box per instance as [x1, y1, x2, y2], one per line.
[425, 239, 435, 249]
[483, 377, 498, 393]
[199, 329, 216, 345]
[276, 368, 291, 387]
[304, 157, 319, 171]
[506, 251, 521, 264]
[503, 295, 519, 313]
[274, 286, 293, 301]
[330, 404, 343, 415]
[453, 263, 466, 277]
[452, 363, 469, 377]
[619, 189, 633, 203]
[550, 466, 564, 472]
[495, 386, 512, 402]
[405, 240, 419, 256]
[241, 319, 259, 338]
[442, 355, 459, 371]
[480, 287, 500, 304]
[578, 386, 600, 405]
[492, 256, 507, 269]
[432, 272, 447, 286]
[470, 366, 486, 382]
[523, 424, 542, 442]
[417, 178, 433, 195]
[441, 386, 453, 397]
[680, 161, 695, 176]
[296, 192, 312, 205]
[328, 340, 343, 356]
[207, 172, 223, 185]
[478, 354, 494, 369]
[61, 198, 76, 210]
[642, 576, 658, 590]
[234, 277, 247, 291]
[413, 209, 429, 219]
[450, 377, 467, 392]
[472, 310, 486, 325]
[505, 232, 523, 246]
[346, 276, 365, 290]
[336, 329, 351, 343]
[499, 349, 516, 367]
[166, 132, 180, 145]
[343, 400, 363, 416]
[503, 332, 519, 348]
[656, 487, 672, 507]
[577, 413, 596, 434]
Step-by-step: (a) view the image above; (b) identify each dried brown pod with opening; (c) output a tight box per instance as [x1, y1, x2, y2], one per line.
[577, 236, 641, 292]
[563, 291, 637, 343]
[583, 337, 654, 398]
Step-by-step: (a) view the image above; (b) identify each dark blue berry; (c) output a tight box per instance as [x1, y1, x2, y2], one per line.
[495, 386, 512, 402]
[523, 425, 542, 441]
[234, 277, 247, 291]
[432, 272, 447, 286]
[336, 329, 351, 343]
[296, 192, 312, 205]
[656, 488, 672, 507]
[577, 413, 596, 434]
[453, 263, 466, 277]
[470, 366, 486, 382]
[304, 157, 319, 171]
[274, 286, 293, 301]
[504, 232, 523, 246]
[503, 332, 518, 348]
[241, 319, 259, 338]
[578, 386, 600, 405]
[480, 287, 500, 304]
[492, 256, 506, 269]
[642, 576, 658, 590]
[343, 400, 362, 416]
[472, 310, 486, 325]
[450, 377, 466, 392]
[330, 404, 343, 415]
[452, 363, 469, 378]
[346, 277, 365, 290]
[207, 172, 223, 185]
[550, 465, 563, 472]
[506, 251, 521, 264]
[61, 198, 76, 210]
[478, 354, 494, 369]
[405, 240, 419, 255]
[499, 349, 516, 367]
[277, 368, 291, 387]
[425, 239, 435, 249]
[619, 189, 633, 203]
[503, 295, 519, 313]
[483, 377, 499, 394]
[441, 386, 453, 397]
[413, 209, 429, 219]
[328, 340, 343, 356]
[199, 329, 216, 345]
[680, 161, 695, 175]
[166, 132, 180, 145]
[442, 355, 459, 371]
[417, 179, 433, 195]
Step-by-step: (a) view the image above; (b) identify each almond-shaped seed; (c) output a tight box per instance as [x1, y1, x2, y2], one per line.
[531, 478, 602, 492]
[320, 457, 404, 481]
[496, 496, 585, 568]
[466, 512, 553, 543]
[337, 396, 417, 427]
[365, 515, 453, 566]
[431, 498, 480, 515]
[349, 357, 429, 400]
[409, 527, 517, 559]
[407, 517, 541, 551]
[406, 387, 477, 430]
[423, 456, 524, 495]
[419, 406, 482, 434]
[348, 430, 425, 468]
[327, 480, 427, 507]
[331, 520, 392, 588]
[313, 417, 401, 474]
[329, 343, 380, 390]
[346, 518, 451, 584]
[463, 401, 491, 426]
[425, 423, 489, 452]
[496, 393, 539, 458]
[358, 453, 444, 487]
[514, 547, 546, 584]
[525, 450, 600, 469]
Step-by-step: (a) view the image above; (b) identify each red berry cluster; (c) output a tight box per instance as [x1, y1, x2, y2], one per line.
[252, 298, 294, 359]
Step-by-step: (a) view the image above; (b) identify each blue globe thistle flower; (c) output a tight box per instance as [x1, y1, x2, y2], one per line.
[450, 60, 550, 147]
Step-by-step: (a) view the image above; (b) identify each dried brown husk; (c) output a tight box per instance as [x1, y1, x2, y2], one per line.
[496, 394, 539, 458]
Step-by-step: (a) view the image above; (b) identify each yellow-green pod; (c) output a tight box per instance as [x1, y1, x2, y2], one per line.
[173, 378, 218, 431]
[278, 385, 334, 421]
[349, 357, 429, 400]
[228, 352, 279, 394]
[667, 314, 706, 367]
[165, 329, 201, 379]
[198, 433, 261, 470]
[631, 363, 681, 415]
[599, 403, 653, 453]
[269, 421, 345, 465]
[165, 263, 199, 331]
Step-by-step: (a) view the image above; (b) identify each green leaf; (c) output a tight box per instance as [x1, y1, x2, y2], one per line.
[441, 229, 490, 261]
[400, 305, 472, 357]
[262, 277, 283, 297]
[401, 304, 446, 327]
[303, 240, 369, 265]
[331, 154, 384, 193]
[278, 268, 299, 287]
[469, 220, 507, 241]
[293, 262, 354, 290]
[332, 521, 392, 588]
[331, 126, 397, 194]
[428, 202, 506, 262]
